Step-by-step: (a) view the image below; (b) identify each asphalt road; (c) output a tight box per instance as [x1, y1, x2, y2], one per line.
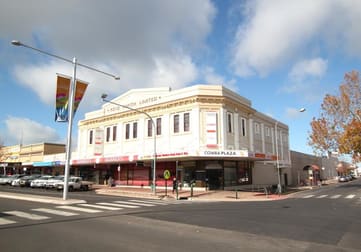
[0, 179, 360, 251]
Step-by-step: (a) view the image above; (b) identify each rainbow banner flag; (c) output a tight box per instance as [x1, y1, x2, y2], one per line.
[55, 74, 88, 122]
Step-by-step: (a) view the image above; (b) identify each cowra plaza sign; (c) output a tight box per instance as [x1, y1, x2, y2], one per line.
[200, 150, 248, 157]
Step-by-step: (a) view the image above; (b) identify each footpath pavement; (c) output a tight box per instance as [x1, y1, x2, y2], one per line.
[0, 179, 338, 205]
[94, 185, 295, 202]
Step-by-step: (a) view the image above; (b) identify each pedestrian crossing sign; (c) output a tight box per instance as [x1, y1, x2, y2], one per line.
[164, 170, 171, 180]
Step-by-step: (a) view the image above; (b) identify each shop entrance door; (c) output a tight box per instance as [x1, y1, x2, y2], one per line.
[206, 169, 223, 190]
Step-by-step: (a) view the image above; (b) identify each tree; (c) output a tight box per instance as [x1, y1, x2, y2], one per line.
[308, 70, 361, 161]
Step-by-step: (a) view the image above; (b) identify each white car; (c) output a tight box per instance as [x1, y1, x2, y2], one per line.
[0, 174, 25, 185]
[45, 175, 64, 189]
[0, 175, 10, 185]
[55, 176, 93, 191]
[11, 178, 22, 186]
[30, 175, 54, 188]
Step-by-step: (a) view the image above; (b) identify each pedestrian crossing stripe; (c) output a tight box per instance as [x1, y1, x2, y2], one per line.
[56, 205, 102, 213]
[4, 211, 50, 220]
[303, 195, 314, 198]
[129, 199, 168, 205]
[302, 194, 359, 199]
[136, 199, 172, 205]
[32, 208, 79, 217]
[78, 204, 122, 211]
[0, 217, 16, 225]
[0, 199, 192, 227]
[97, 202, 140, 208]
[113, 200, 155, 207]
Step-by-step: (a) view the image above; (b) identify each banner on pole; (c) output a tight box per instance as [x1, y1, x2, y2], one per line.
[55, 74, 88, 122]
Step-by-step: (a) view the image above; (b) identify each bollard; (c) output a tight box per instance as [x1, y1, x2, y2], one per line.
[235, 189, 238, 199]
[190, 181, 194, 198]
[264, 187, 269, 198]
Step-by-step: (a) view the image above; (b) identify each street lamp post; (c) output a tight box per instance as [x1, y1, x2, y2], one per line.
[275, 107, 306, 194]
[12, 40, 119, 200]
[101, 94, 157, 195]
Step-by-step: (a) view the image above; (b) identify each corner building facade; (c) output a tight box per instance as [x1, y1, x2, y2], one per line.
[73, 85, 291, 190]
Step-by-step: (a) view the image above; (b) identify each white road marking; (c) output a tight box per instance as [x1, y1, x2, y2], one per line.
[113, 200, 155, 207]
[32, 208, 79, 216]
[129, 200, 167, 205]
[78, 204, 122, 211]
[134, 199, 169, 205]
[346, 194, 355, 199]
[0, 217, 16, 225]
[97, 202, 139, 208]
[330, 195, 341, 199]
[4, 211, 49, 220]
[316, 195, 328, 198]
[303, 195, 314, 198]
[56, 205, 102, 213]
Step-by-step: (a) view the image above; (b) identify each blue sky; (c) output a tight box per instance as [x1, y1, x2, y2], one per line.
[1, 0, 361, 155]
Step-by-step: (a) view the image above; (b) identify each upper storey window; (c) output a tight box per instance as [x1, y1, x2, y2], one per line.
[254, 122, 260, 134]
[227, 112, 233, 133]
[173, 112, 191, 134]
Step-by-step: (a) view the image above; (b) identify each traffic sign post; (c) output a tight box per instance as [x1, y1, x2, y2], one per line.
[164, 170, 171, 196]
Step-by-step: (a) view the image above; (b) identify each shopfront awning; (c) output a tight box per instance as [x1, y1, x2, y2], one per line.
[33, 161, 62, 167]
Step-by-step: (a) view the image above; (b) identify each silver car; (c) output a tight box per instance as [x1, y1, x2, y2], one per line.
[0, 174, 25, 185]
[45, 175, 64, 189]
[30, 175, 54, 188]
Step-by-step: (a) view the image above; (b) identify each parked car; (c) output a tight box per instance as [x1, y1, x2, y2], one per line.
[0, 174, 25, 185]
[11, 178, 22, 186]
[55, 176, 93, 191]
[19, 174, 42, 187]
[45, 175, 64, 189]
[30, 175, 54, 188]
[346, 175, 353, 181]
[338, 176, 349, 182]
[0, 175, 10, 185]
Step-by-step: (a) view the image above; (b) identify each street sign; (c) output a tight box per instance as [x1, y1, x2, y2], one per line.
[163, 169, 171, 180]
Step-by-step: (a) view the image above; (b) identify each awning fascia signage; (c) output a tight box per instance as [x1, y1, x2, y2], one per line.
[200, 150, 249, 157]
[33, 161, 63, 167]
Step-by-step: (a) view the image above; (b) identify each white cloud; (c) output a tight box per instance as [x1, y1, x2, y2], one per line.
[150, 53, 198, 89]
[285, 107, 307, 119]
[203, 66, 225, 84]
[202, 66, 237, 91]
[289, 58, 328, 81]
[5, 0, 216, 111]
[13, 62, 70, 105]
[231, 0, 361, 77]
[279, 57, 328, 102]
[4, 116, 61, 145]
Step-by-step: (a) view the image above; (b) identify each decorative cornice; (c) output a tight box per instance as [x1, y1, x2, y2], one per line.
[79, 94, 255, 127]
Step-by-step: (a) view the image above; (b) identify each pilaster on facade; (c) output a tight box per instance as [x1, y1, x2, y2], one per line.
[220, 106, 227, 150]
[248, 118, 254, 152]
[233, 112, 239, 150]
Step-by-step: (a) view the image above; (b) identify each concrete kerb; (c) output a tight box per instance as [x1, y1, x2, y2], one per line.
[0, 192, 86, 205]
[0, 185, 310, 204]
[94, 186, 292, 202]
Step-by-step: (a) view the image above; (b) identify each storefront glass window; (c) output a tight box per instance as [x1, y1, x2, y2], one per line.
[238, 161, 252, 185]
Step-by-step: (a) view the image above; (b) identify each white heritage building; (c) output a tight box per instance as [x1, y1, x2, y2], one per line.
[73, 85, 291, 190]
